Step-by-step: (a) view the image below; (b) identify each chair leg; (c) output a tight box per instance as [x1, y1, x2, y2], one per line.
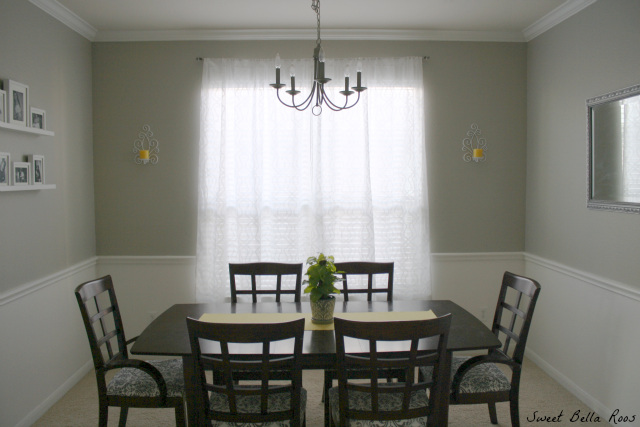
[324, 370, 333, 427]
[487, 402, 498, 424]
[510, 398, 520, 427]
[175, 401, 186, 427]
[98, 402, 109, 427]
[118, 407, 128, 427]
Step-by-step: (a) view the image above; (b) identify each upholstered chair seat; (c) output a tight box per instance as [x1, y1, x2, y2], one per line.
[107, 359, 185, 398]
[328, 385, 428, 427]
[208, 388, 307, 427]
[419, 355, 511, 394]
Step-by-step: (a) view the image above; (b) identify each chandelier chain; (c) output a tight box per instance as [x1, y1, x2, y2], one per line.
[312, 0, 321, 45]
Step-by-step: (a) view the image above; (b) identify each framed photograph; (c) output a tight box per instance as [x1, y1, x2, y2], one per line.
[3, 80, 29, 127]
[12, 162, 30, 186]
[28, 155, 45, 185]
[0, 152, 10, 186]
[30, 107, 46, 130]
[0, 89, 6, 123]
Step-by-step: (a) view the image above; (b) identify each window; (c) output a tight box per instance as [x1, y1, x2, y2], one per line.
[196, 57, 429, 302]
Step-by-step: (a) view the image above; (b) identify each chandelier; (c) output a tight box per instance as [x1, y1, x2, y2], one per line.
[270, 0, 367, 116]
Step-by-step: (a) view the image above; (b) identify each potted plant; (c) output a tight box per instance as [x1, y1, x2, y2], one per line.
[303, 253, 343, 324]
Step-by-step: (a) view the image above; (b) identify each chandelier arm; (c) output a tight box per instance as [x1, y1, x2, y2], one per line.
[321, 86, 361, 111]
[276, 85, 316, 110]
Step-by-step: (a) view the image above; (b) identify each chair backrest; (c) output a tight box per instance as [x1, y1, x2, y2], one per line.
[74, 276, 129, 379]
[333, 262, 394, 301]
[491, 271, 541, 365]
[229, 262, 303, 303]
[333, 315, 451, 425]
[186, 317, 305, 427]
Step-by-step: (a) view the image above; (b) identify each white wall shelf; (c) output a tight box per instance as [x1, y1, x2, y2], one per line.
[0, 184, 56, 192]
[0, 121, 54, 136]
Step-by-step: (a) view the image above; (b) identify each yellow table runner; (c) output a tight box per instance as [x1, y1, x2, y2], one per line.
[199, 310, 436, 331]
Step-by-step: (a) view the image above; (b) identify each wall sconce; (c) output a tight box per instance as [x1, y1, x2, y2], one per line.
[462, 123, 487, 162]
[133, 125, 159, 164]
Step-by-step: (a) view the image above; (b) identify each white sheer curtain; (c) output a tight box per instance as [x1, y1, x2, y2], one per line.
[196, 56, 429, 303]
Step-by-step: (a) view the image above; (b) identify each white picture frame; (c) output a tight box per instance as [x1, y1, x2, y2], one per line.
[28, 155, 45, 185]
[13, 161, 30, 186]
[30, 107, 46, 130]
[3, 80, 29, 127]
[0, 152, 10, 186]
[0, 89, 6, 123]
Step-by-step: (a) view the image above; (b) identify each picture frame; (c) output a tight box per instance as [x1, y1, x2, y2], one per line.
[3, 80, 29, 127]
[0, 152, 10, 186]
[0, 89, 6, 123]
[28, 155, 45, 185]
[30, 107, 46, 130]
[12, 161, 30, 186]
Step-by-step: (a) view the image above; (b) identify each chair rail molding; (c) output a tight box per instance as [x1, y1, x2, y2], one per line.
[0, 257, 98, 306]
[524, 252, 640, 303]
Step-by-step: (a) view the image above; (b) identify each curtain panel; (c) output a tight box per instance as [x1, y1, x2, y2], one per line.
[196, 56, 429, 302]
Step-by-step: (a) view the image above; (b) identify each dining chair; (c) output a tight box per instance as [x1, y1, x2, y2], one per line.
[229, 262, 304, 303]
[74, 275, 185, 427]
[323, 261, 397, 419]
[333, 261, 394, 302]
[419, 271, 541, 427]
[329, 314, 452, 427]
[186, 317, 307, 427]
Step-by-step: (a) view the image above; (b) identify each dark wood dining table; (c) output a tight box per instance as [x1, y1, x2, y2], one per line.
[131, 299, 500, 427]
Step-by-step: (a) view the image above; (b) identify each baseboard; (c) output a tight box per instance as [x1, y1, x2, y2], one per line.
[14, 360, 93, 427]
[525, 348, 614, 423]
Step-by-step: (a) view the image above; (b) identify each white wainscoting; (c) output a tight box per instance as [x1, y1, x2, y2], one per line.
[524, 254, 640, 426]
[5, 252, 639, 427]
[96, 256, 197, 338]
[0, 258, 98, 427]
[431, 252, 526, 327]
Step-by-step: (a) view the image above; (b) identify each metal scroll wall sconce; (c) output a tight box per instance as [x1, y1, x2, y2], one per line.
[133, 125, 159, 165]
[462, 123, 487, 163]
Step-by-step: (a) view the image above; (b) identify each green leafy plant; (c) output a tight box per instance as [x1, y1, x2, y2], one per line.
[303, 253, 344, 303]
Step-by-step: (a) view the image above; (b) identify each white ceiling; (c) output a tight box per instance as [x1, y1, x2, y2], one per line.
[29, 0, 597, 42]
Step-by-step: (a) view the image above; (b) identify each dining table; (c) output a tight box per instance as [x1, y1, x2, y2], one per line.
[130, 299, 501, 427]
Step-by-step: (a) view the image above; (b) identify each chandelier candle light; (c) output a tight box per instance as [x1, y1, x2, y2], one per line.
[270, 0, 366, 116]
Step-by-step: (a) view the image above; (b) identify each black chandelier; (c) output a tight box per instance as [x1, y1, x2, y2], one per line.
[270, 0, 367, 116]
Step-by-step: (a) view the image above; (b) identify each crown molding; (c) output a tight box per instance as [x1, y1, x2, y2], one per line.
[29, 0, 97, 41]
[29, 0, 597, 44]
[523, 0, 598, 41]
[93, 28, 526, 43]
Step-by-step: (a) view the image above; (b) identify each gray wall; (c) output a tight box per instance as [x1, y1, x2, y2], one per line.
[526, 0, 640, 288]
[92, 40, 527, 256]
[0, 0, 95, 292]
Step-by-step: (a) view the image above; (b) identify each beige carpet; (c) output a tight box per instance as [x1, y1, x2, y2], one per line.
[32, 357, 610, 427]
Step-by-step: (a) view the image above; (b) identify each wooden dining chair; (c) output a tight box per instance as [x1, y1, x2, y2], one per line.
[186, 317, 307, 427]
[229, 262, 303, 303]
[333, 261, 394, 301]
[419, 271, 541, 427]
[329, 315, 452, 427]
[74, 275, 185, 427]
[323, 261, 397, 418]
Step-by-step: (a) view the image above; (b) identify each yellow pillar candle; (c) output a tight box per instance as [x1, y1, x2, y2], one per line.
[139, 150, 150, 160]
[473, 148, 483, 158]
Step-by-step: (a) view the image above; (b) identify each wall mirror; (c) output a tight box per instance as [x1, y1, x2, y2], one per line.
[588, 84, 640, 213]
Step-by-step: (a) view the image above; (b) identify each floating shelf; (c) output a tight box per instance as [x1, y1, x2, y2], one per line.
[0, 121, 54, 136]
[0, 184, 56, 192]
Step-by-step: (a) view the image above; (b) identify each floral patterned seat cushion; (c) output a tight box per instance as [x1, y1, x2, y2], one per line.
[328, 384, 429, 427]
[209, 387, 307, 427]
[419, 356, 511, 394]
[106, 359, 184, 398]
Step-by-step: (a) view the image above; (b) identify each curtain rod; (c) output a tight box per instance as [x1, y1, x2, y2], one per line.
[196, 56, 430, 60]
